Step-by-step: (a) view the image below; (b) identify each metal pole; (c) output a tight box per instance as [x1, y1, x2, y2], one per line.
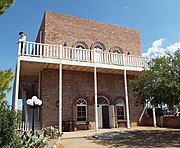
[123, 53, 130, 129]
[59, 64, 62, 133]
[32, 105, 35, 133]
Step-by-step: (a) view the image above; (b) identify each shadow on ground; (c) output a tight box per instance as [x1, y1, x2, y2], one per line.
[88, 130, 180, 147]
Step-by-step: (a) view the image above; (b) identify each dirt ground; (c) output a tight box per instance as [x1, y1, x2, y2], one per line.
[59, 127, 180, 148]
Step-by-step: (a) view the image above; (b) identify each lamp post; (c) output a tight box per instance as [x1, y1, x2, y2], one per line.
[26, 96, 42, 133]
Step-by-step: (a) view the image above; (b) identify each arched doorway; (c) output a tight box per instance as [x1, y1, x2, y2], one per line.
[97, 96, 110, 128]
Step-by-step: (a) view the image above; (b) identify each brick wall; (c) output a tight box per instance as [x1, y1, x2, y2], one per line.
[40, 68, 142, 128]
[140, 116, 180, 128]
[37, 11, 141, 56]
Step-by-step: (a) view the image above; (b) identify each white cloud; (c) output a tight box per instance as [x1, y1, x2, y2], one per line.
[142, 38, 180, 58]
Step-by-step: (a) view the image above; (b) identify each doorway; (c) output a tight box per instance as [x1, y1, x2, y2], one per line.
[102, 106, 109, 128]
[97, 96, 111, 128]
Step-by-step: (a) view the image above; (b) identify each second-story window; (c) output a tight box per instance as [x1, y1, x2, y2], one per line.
[75, 44, 86, 61]
[94, 44, 103, 50]
[94, 44, 104, 63]
[76, 44, 85, 49]
[112, 48, 122, 65]
[113, 49, 120, 54]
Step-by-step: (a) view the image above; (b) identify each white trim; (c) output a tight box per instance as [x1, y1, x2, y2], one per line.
[59, 64, 62, 133]
[76, 99, 87, 122]
[123, 53, 130, 129]
[18, 56, 144, 72]
[116, 99, 125, 120]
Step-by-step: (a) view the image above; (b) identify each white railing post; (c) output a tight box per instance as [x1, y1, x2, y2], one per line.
[123, 53, 130, 129]
[40, 44, 42, 58]
[60, 45, 63, 59]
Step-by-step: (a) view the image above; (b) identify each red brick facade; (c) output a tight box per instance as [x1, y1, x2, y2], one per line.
[35, 11, 143, 130]
[40, 69, 142, 129]
[37, 11, 141, 56]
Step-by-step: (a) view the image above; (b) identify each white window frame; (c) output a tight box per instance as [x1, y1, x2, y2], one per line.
[75, 44, 86, 61]
[94, 44, 103, 63]
[112, 49, 121, 64]
[116, 99, 126, 121]
[76, 99, 87, 123]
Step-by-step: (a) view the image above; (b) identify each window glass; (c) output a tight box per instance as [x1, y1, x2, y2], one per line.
[116, 100, 125, 120]
[76, 99, 87, 121]
[76, 44, 85, 49]
[94, 44, 103, 50]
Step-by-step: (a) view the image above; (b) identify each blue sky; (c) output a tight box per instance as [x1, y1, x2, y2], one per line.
[1, 0, 180, 106]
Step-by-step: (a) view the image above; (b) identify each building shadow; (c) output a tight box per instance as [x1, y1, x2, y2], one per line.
[87, 130, 180, 147]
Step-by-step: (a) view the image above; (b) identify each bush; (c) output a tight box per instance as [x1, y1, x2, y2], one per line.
[43, 126, 62, 139]
[0, 101, 22, 148]
[20, 131, 48, 148]
[19, 126, 62, 147]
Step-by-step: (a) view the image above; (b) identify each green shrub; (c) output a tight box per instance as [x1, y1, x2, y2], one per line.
[43, 126, 62, 139]
[0, 101, 22, 148]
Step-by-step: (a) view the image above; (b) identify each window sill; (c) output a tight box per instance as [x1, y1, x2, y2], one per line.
[117, 120, 127, 123]
[76, 121, 87, 125]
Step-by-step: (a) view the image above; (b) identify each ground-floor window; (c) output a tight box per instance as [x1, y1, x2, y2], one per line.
[116, 99, 125, 120]
[76, 99, 87, 121]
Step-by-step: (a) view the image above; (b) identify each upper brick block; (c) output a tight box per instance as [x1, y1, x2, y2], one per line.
[37, 11, 141, 56]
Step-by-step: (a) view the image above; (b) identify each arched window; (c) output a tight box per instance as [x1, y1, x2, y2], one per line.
[94, 44, 103, 50]
[112, 48, 123, 65]
[116, 100, 125, 120]
[97, 97, 109, 105]
[76, 99, 87, 121]
[93, 44, 104, 63]
[75, 44, 85, 49]
[113, 49, 120, 54]
[75, 43, 87, 61]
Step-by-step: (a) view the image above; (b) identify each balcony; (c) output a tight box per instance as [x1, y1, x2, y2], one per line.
[17, 41, 149, 73]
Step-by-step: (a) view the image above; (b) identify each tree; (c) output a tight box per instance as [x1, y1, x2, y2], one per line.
[0, 0, 15, 15]
[0, 69, 13, 101]
[0, 101, 22, 148]
[0, 69, 22, 147]
[130, 50, 180, 108]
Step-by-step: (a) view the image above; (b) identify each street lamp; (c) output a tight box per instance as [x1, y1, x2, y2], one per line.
[26, 96, 42, 133]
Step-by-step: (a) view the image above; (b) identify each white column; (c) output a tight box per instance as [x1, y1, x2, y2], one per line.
[59, 64, 62, 133]
[152, 107, 157, 127]
[123, 53, 130, 128]
[94, 66, 98, 132]
[14, 58, 20, 110]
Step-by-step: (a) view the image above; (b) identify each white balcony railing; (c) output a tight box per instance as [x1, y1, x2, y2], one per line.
[18, 41, 149, 68]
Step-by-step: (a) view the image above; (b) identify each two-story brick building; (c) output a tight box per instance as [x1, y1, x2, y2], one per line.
[12, 11, 148, 132]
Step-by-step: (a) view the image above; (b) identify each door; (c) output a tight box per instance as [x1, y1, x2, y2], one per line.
[98, 105, 103, 128]
[109, 105, 115, 128]
[102, 106, 110, 128]
[94, 48, 103, 63]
